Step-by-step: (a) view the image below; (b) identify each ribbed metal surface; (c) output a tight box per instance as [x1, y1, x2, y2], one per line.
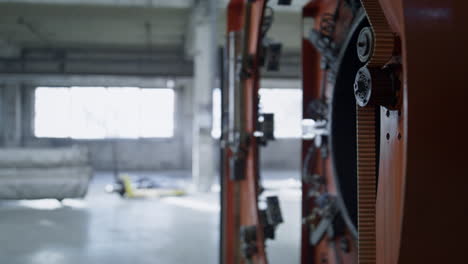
[357, 105, 377, 264]
[361, 0, 394, 68]
[357, 1, 395, 263]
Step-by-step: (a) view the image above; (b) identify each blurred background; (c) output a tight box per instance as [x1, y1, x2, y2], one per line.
[0, 0, 307, 263]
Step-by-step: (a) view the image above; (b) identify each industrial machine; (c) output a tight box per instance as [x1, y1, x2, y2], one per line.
[220, 0, 283, 263]
[221, 0, 468, 264]
[300, 0, 468, 263]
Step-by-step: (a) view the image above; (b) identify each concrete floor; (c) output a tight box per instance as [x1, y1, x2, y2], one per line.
[0, 171, 300, 264]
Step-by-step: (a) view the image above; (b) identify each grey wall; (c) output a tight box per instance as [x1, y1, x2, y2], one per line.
[0, 79, 300, 172]
[24, 139, 185, 171]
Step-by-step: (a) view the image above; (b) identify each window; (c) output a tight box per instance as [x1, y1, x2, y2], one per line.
[35, 87, 175, 139]
[258, 89, 302, 138]
[211, 88, 302, 138]
[211, 88, 222, 138]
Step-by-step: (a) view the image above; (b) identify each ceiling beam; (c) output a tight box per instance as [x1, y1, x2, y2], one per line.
[0, 39, 21, 58]
[0, 73, 192, 87]
[0, 0, 193, 9]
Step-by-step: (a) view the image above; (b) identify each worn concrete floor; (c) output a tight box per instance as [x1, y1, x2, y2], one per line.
[0, 171, 300, 264]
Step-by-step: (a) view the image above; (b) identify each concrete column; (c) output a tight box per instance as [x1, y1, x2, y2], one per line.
[2, 84, 22, 147]
[178, 81, 194, 171]
[191, 1, 217, 192]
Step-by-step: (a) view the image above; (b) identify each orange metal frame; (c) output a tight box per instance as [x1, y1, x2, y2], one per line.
[221, 1, 268, 264]
[301, 1, 358, 263]
[222, 0, 468, 263]
[301, 0, 468, 264]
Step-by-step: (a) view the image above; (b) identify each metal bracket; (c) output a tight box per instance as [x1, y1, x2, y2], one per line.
[277, 0, 292, 5]
[240, 225, 258, 259]
[256, 113, 275, 146]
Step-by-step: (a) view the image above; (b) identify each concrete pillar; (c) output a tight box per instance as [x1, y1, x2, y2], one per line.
[2, 84, 22, 147]
[191, 0, 217, 192]
[178, 82, 194, 171]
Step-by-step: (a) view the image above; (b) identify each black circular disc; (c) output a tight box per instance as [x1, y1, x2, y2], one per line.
[329, 11, 370, 237]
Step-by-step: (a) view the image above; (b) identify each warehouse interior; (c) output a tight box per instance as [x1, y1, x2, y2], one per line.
[0, 0, 306, 263]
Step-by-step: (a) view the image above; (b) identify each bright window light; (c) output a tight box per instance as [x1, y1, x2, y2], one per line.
[259, 89, 302, 138]
[69, 87, 108, 139]
[105, 87, 140, 139]
[35, 87, 175, 139]
[139, 89, 175, 138]
[211, 88, 222, 138]
[35, 88, 72, 138]
[211, 88, 302, 139]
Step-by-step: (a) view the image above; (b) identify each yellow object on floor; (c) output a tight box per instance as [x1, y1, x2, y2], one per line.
[120, 174, 186, 198]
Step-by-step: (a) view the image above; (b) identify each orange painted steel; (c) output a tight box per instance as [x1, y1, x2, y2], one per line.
[301, 0, 468, 264]
[380, 1, 468, 263]
[301, 1, 359, 264]
[221, 1, 268, 264]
